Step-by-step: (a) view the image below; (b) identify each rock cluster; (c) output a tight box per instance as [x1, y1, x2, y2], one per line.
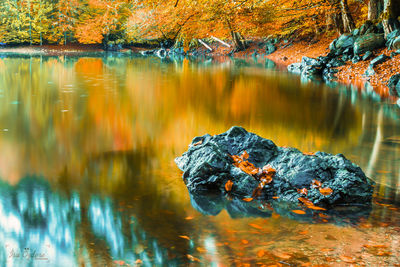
[288, 21, 400, 81]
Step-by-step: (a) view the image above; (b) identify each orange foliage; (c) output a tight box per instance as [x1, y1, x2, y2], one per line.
[225, 180, 233, 192]
[319, 187, 333, 196]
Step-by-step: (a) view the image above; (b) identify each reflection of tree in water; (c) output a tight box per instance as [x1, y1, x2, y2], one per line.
[0, 174, 187, 266]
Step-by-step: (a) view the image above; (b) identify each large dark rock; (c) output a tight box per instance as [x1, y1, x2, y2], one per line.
[386, 29, 400, 49]
[354, 33, 385, 55]
[387, 74, 400, 96]
[176, 127, 374, 207]
[265, 41, 276, 55]
[287, 56, 326, 78]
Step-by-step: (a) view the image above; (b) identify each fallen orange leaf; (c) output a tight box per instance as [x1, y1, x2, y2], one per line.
[185, 216, 194, 220]
[272, 196, 279, 199]
[257, 250, 265, 257]
[307, 205, 327, 211]
[242, 197, 253, 202]
[186, 254, 200, 262]
[196, 247, 207, 253]
[193, 140, 203, 146]
[298, 197, 313, 206]
[179, 235, 191, 240]
[291, 210, 306, 214]
[319, 187, 333, 196]
[297, 188, 308, 195]
[241, 239, 249, 244]
[312, 179, 322, 188]
[241, 150, 249, 160]
[225, 180, 233, 192]
[339, 255, 356, 263]
[249, 223, 263, 230]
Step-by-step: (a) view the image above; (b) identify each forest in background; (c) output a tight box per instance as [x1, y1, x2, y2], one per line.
[0, 0, 399, 50]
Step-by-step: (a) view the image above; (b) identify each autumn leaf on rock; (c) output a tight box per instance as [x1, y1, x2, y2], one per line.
[225, 180, 233, 192]
[319, 187, 333, 196]
[311, 179, 322, 188]
[242, 197, 253, 202]
[179, 235, 191, 240]
[193, 140, 203, 146]
[241, 150, 249, 160]
[297, 188, 308, 195]
[291, 210, 306, 214]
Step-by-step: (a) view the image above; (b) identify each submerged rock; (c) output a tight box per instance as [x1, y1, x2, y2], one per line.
[176, 127, 374, 207]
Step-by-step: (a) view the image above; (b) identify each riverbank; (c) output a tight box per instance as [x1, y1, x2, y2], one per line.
[1, 41, 399, 101]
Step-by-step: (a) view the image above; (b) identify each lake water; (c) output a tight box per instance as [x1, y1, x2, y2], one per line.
[0, 54, 399, 266]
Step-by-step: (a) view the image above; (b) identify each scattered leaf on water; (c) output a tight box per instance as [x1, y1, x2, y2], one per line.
[307, 205, 327, 211]
[243, 197, 253, 202]
[135, 259, 142, 264]
[241, 239, 249, 244]
[185, 216, 194, 220]
[249, 223, 263, 230]
[298, 197, 313, 206]
[196, 247, 207, 253]
[339, 255, 356, 263]
[273, 251, 292, 259]
[186, 254, 200, 262]
[272, 196, 280, 199]
[225, 180, 233, 192]
[257, 250, 265, 257]
[298, 230, 308, 235]
[292, 210, 306, 215]
[376, 251, 392, 256]
[114, 260, 125, 265]
[179, 235, 191, 240]
[318, 213, 330, 219]
[319, 187, 333, 196]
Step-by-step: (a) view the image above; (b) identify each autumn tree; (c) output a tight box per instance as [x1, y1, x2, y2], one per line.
[50, 0, 80, 45]
[75, 0, 132, 45]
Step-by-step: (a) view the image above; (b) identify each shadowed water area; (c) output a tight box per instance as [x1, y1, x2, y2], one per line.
[0, 54, 399, 266]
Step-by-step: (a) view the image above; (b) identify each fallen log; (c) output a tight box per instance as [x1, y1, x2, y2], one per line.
[211, 36, 231, 47]
[198, 39, 212, 51]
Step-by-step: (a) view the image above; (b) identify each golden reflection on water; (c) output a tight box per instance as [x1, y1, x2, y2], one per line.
[0, 55, 399, 266]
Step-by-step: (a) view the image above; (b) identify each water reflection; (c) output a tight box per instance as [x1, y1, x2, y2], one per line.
[0, 55, 399, 265]
[190, 192, 372, 225]
[0, 177, 184, 266]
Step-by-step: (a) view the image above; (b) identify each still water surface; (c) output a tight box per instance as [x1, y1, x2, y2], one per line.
[0, 55, 399, 266]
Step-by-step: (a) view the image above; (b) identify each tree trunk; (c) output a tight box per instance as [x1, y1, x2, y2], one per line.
[368, 0, 383, 21]
[382, 0, 400, 36]
[333, 13, 345, 34]
[226, 18, 246, 51]
[231, 32, 246, 51]
[340, 0, 356, 32]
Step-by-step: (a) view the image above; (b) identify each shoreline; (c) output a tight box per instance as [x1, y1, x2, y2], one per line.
[1, 42, 399, 102]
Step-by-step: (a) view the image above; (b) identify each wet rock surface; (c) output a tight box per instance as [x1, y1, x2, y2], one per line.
[176, 127, 374, 207]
